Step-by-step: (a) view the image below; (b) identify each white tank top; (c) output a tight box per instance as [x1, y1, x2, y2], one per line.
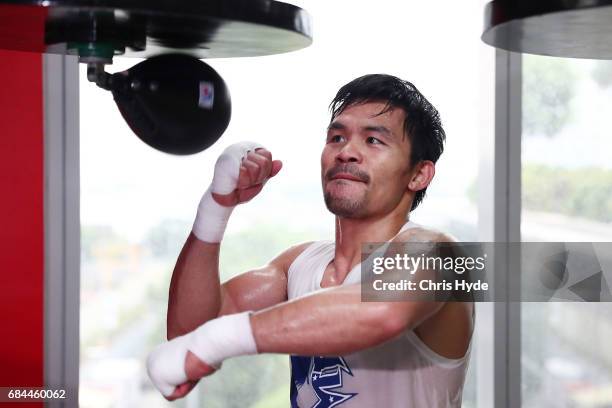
[287, 221, 473, 408]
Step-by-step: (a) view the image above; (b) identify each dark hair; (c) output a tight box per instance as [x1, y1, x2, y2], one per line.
[329, 74, 446, 211]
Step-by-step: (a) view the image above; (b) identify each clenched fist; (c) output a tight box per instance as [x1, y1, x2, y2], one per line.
[192, 141, 282, 243]
[212, 147, 282, 207]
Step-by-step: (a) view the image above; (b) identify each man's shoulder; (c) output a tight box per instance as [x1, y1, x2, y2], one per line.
[394, 224, 458, 244]
[396, 226, 473, 356]
[270, 241, 318, 276]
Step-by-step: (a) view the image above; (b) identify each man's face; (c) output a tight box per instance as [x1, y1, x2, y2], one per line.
[321, 101, 414, 218]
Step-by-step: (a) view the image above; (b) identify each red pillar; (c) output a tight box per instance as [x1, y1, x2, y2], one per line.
[0, 49, 44, 408]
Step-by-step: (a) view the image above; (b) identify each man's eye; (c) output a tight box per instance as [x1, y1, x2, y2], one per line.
[367, 136, 383, 145]
[329, 135, 344, 143]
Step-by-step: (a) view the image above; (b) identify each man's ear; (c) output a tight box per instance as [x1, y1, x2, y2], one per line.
[407, 160, 435, 192]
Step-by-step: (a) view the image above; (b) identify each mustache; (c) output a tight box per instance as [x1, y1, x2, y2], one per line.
[326, 164, 370, 183]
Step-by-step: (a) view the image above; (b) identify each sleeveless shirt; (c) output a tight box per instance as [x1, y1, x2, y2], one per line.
[287, 221, 474, 408]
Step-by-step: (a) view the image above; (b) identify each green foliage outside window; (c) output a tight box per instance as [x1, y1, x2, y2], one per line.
[468, 165, 612, 223]
[523, 55, 577, 137]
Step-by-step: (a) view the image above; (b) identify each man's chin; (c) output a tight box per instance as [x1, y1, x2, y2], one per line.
[328, 208, 363, 218]
[324, 196, 366, 218]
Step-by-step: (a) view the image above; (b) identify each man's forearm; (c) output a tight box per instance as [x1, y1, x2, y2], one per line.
[166, 233, 223, 339]
[250, 284, 439, 356]
[165, 142, 280, 341]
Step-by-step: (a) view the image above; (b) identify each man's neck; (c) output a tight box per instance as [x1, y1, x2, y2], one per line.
[331, 212, 409, 282]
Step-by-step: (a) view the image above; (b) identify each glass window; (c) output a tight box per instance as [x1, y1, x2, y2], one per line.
[79, 1, 492, 406]
[521, 55, 612, 407]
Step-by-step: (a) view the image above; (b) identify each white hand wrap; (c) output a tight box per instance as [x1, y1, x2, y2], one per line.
[146, 312, 258, 398]
[187, 311, 258, 369]
[146, 334, 191, 397]
[192, 141, 264, 243]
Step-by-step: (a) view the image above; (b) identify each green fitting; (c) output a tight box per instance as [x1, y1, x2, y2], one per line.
[69, 42, 119, 63]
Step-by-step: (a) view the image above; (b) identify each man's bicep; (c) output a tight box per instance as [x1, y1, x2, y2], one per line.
[218, 242, 313, 316]
[218, 266, 287, 315]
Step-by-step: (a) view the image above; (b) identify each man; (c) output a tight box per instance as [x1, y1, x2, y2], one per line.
[147, 74, 474, 407]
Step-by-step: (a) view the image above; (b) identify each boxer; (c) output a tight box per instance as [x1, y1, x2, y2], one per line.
[147, 74, 474, 407]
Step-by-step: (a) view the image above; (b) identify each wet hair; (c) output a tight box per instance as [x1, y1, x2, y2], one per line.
[329, 74, 446, 211]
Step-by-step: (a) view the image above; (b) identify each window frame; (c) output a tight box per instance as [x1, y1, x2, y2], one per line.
[476, 49, 523, 408]
[43, 53, 80, 407]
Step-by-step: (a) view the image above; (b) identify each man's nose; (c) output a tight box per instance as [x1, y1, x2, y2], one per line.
[335, 139, 362, 163]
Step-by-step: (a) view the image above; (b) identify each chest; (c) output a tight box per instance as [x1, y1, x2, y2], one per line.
[319, 259, 362, 288]
[319, 261, 340, 288]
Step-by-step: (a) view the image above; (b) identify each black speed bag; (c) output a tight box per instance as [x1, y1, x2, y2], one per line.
[110, 53, 231, 155]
